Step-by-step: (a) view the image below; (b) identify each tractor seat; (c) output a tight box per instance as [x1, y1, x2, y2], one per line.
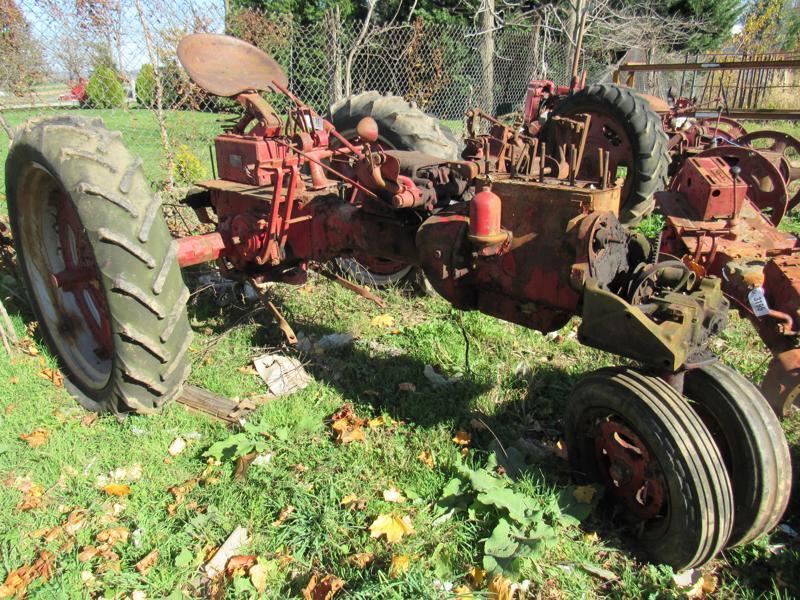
[177, 33, 288, 97]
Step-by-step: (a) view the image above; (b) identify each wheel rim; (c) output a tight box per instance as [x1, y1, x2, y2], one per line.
[16, 162, 113, 389]
[557, 108, 635, 200]
[591, 416, 667, 521]
[737, 130, 800, 212]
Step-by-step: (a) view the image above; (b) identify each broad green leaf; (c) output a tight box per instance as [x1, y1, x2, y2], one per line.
[468, 468, 505, 493]
[484, 518, 518, 559]
[174, 547, 194, 568]
[476, 487, 536, 525]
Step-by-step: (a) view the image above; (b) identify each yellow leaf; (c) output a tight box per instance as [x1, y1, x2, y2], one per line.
[20, 428, 49, 448]
[249, 562, 268, 593]
[382, 488, 406, 503]
[340, 494, 359, 506]
[388, 555, 410, 577]
[454, 585, 474, 600]
[368, 514, 415, 543]
[573, 485, 597, 504]
[272, 505, 295, 527]
[468, 566, 487, 588]
[453, 430, 471, 446]
[16, 483, 45, 511]
[488, 574, 514, 600]
[368, 416, 385, 429]
[417, 451, 434, 468]
[371, 314, 395, 328]
[102, 484, 132, 497]
[347, 552, 375, 568]
[338, 425, 365, 444]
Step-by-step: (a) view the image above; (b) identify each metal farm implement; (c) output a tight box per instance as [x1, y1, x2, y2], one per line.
[3, 35, 791, 570]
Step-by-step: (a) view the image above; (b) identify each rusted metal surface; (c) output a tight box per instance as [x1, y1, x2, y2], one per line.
[172, 35, 734, 381]
[593, 419, 666, 520]
[177, 33, 288, 97]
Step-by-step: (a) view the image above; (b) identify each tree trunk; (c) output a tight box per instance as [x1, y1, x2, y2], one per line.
[326, 6, 343, 104]
[479, 0, 495, 112]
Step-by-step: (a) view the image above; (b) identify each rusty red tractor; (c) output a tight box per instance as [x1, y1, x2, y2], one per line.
[503, 81, 800, 416]
[4, 35, 792, 570]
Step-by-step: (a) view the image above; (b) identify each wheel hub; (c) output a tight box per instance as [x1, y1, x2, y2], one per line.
[51, 190, 113, 358]
[594, 420, 666, 520]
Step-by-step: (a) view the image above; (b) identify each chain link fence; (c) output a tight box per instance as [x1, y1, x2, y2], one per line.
[0, 0, 608, 190]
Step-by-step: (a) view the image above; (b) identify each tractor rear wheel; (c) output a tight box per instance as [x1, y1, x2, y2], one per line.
[683, 362, 792, 546]
[545, 84, 669, 225]
[329, 91, 458, 287]
[565, 367, 733, 570]
[6, 116, 192, 414]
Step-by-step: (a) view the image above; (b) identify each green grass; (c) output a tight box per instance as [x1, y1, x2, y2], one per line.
[0, 107, 225, 194]
[0, 267, 799, 598]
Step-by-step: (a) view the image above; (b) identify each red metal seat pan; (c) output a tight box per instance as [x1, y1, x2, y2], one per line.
[177, 33, 288, 97]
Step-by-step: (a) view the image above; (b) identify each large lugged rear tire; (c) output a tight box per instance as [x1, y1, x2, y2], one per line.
[565, 367, 733, 570]
[6, 116, 192, 414]
[329, 91, 459, 160]
[329, 91, 458, 287]
[546, 84, 669, 225]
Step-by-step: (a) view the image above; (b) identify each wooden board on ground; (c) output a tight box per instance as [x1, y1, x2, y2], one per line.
[177, 385, 257, 424]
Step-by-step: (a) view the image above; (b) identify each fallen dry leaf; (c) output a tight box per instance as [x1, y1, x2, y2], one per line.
[368, 514, 415, 543]
[454, 584, 474, 599]
[96, 526, 130, 546]
[340, 494, 359, 507]
[330, 404, 368, 444]
[371, 314, 395, 328]
[347, 552, 375, 569]
[382, 488, 406, 503]
[20, 428, 49, 448]
[488, 574, 514, 600]
[368, 416, 385, 429]
[417, 451, 434, 468]
[135, 549, 159, 575]
[573, 485, 597, 504]
[38, 368, 63, 388]
[249, 561, 269, 593]
[78, 546, 99, 562]
[468, 566, 487, 588]
[302, 573, 345, 600]
[389, 555, 410, 578]
[272, 505, 295, 527]
[102, 483, 132, 497]
[80, 412, 99, 427]
[225, 555, 257, 577]
[168, 437, 187, 456]
[16, 483, 44, 511]
[453, 430, 471, 446]
[0, 550, 54, 599]
[234, 452, 258, 482]
[64, 509, 89, 536]
[398, 382, 416, 392]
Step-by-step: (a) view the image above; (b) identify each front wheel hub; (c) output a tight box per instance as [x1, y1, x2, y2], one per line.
[594, 420, 665, 520]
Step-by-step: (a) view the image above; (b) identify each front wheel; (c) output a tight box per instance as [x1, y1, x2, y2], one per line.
[684, 362, 792, 546]
[565, 367, 733, 570]
[6, 116, 193, 414]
